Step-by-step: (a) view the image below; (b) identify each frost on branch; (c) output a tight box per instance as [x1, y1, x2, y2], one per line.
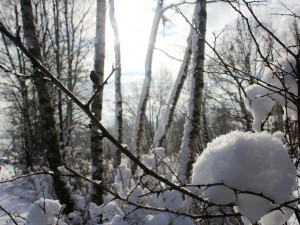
[192, 131, 297, 224]
[245, 59, 297, 132]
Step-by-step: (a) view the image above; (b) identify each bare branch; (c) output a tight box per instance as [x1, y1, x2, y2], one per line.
[154, 48, 182, 61]
[240, 0, 297, 58]
[0, 205, 19, 225]
[64, 166, 241, 220]
[85, 65, 117, 107]
[0, 21, 211, 205]
[177, 8, 248, 99]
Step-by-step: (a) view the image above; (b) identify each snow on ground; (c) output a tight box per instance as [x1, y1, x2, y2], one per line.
[0, 164, 36, 224]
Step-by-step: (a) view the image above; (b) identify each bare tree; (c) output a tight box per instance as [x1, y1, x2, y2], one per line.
[109, 0, 123, 168]
[52, 0, 64, 148]
[178, 0, 207, 183]
[0, 4, 35, 168]
[153, 27, 193, 148]
[90, 0, 106, 205]
[131, 0, 164, 173]
[19, 0, 75, 213]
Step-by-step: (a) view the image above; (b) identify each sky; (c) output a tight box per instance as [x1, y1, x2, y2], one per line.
[101, 0, 237, 120]
[104, 0, 236, 77]
[103, 0, 299, 74]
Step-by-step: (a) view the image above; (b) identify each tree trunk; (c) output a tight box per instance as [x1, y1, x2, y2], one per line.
[53, 0, 64, 149]
[20, 79, 33, 168]
[296, 55, 300, 149]
[91, 0, 106, 205]
[131, 0, 163, 173]
[63, 0, 75, 147]
[178, 0, 207, 183]
[20, 0, 74, 214]
[109, 0, 123, 168]
[153, 27, 193, 148]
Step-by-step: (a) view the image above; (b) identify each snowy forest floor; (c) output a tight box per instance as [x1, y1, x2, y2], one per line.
[0, 163, 37, 224]
[0, 161, 300, 225]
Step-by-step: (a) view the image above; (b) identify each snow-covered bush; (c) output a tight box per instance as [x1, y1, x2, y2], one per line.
[192, 130, 297, 224]
[97, 148, 193, 225]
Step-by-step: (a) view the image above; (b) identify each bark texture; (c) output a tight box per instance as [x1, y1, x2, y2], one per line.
[53, 0, 64, 148]
[20, 0, 74, 213]
[91, 0, 106, 205]
[178, 0, 207, 183]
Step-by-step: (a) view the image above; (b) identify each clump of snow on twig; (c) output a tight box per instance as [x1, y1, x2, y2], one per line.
[192, 130, 296, 224]
[26, 198, 66, 225]
[245, 59, 297, 132]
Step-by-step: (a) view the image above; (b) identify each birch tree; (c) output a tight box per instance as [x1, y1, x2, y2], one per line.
[132, 0, 164, 172]
[109, 0, 123, 168]
[178, 0, 207, 183]
[20, 0, 74, 213]
[153, 28, 193, 148]
[91, 0, 106, 205]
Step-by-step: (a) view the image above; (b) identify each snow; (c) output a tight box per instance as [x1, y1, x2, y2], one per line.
[103, 209, 194, 225]
[201, 185, 235, 205]
[26, 198, 65, 225]
[0, 164, 36, 224]
[0, 164, 69, 224]
[145, 213, 194, 225]
[114, 163, 131, 190]
[237, 194, 273, 223]
[99, 148, 190, 224]
[192, 130, 297, 224]
[245, 59, 297, 132]
[260, 206, 295, 225]
[142, 147, 165, 170]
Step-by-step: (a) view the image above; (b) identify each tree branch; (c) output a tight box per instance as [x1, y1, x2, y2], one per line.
[0, 21, 211, 205]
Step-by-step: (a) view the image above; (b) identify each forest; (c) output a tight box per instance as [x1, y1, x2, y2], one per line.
[0, 0, 299, 224]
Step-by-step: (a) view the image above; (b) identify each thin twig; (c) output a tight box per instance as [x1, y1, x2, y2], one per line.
[64, 166, 241, 220]
[85, 65, 118, 107]
[0, 205, 18, 225]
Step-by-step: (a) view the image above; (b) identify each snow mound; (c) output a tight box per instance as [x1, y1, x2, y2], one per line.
[192, 131, 296, 224]
[26, 198, 65, 225]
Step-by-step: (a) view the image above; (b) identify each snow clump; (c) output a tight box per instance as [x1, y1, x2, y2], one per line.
[245, 59, 297, 132]
[26, 198, 65, 225]
[192, 130, 296, 224]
